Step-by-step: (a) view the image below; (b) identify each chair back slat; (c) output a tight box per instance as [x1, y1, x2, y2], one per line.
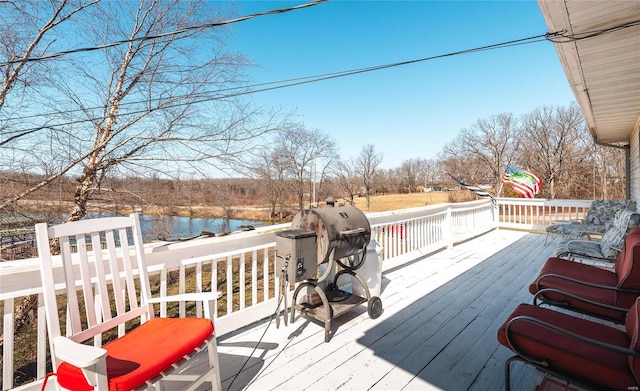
[119, 227, 140, 314]
[130, 215, 154, 321]
[90, 230, 113, 324]
[37, 214, 153, 356]
[58, 235, 86, 335]
[104, 228, 127, 338]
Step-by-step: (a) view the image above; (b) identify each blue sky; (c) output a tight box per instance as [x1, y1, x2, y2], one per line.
[222, 0, 576, 170]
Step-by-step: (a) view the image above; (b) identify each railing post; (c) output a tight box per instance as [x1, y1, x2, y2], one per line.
[446, 206, 454, 249]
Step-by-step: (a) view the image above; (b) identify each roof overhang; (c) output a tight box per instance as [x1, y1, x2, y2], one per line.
[537, 1, 640, 145]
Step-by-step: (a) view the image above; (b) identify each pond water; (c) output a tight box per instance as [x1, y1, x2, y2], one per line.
[84, 212, 264, 241]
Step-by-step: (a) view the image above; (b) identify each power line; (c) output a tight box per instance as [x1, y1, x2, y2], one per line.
[3, 32, 551, 127]
[3, 17, 638, 136]
[0, 0, 328, 66]
[544, 19, 640, 43]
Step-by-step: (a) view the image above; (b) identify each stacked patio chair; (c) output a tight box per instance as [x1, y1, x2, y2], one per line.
[37, 213, 222, 391]
[553, 208, 640, 265]
[545, 199, 632, 241]
[496, 225, 640, 390]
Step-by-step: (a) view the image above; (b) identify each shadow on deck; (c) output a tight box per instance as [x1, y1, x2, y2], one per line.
[213, 230, 560, 391]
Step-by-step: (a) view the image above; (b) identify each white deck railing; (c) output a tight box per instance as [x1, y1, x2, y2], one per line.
[0, 198, 590, 390]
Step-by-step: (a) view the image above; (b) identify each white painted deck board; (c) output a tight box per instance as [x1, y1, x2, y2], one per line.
[213, 230, 564, 391]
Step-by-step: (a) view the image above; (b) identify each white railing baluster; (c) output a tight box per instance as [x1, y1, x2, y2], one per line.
[239, 252, 246, 310]
[251, 250, 258, 306]
[3, 298, 14, 390]
[226, 255, 233, 315]
[196, 262, 203, 317]
[37, 294, 46, 379]
[263, 249, 269, 301]
[160, 268, 167, 317]
[179, 264, 186, 317]
[211, 259, 218, 318]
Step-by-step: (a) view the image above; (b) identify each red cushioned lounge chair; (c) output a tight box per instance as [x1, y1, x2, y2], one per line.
[529, 227, 640, 324]
[497, 298, 640, 391]
[37, 214, 222, 391]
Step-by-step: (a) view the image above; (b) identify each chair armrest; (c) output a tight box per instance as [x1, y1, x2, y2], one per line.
[53, 336, 107, 368]
[505, 315, 639, 361]
[569, 230, 602, 239]
[536, 274, 640, 296]
[562, 239, 619, 261]
[147, 291, 222, 304]
[553, 219, 584, 224]
[536, 273, 620, 292]
[533, 288, 631, 314]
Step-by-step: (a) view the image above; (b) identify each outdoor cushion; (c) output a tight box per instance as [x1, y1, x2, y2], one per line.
[529, 257, 626, 322]
[555, 238, 615, 259]
[546, 222, 606, 237]
[497, 303, 636, 391]
[56, 317, 214, 391]
[626, 300, 640, 380]
[618, 227, 640, 289]
[546, 200, 632, 237]
[531, 230, 640, 323]
[555, 208, 640, 261]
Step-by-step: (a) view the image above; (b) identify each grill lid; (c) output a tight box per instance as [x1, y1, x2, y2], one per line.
[291, 205, 371, 265]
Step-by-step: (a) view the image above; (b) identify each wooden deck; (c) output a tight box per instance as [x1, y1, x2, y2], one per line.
[206, 229, 561, 391]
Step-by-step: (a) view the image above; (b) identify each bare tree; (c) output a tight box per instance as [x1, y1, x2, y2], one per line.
[398, 158, 431, 194]
[462, 113, 518, 195]
[354, 144, 382, 211]
[0, 1, 101, 211]
[275, 123, 337, 211]
[398, 159, 417, 193]
[0, 0, 99, 113]
[438, 113, 518, 196]
[334, 159, 359, 206]
[422, 158, 439, 192]
[0, 1, 283, 219]
[0, 1, 104, 349]
[518, 103, 585, 199]
[250, 149, 291, 219]
[440, 136, 492, 192]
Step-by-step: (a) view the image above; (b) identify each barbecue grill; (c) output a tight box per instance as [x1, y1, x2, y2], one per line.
[275, 204, 382, 342]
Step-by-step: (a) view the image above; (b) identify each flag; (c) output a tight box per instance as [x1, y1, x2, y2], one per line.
[502, 165, 541, 198]
[448, 173, 496, 206]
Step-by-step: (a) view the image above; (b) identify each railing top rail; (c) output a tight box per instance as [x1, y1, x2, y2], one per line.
[0, 198, 597, 300]
[496, 197, 593, 207]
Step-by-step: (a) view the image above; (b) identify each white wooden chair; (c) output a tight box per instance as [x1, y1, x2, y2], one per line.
[36, 213, 221, 391]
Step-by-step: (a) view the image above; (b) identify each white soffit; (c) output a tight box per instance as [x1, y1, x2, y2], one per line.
[538, 0, 640, 144]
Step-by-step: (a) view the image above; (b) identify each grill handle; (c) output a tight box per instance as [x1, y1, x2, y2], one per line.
[340, 228, 366, 237]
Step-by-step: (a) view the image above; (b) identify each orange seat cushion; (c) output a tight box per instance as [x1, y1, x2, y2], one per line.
[56, 317, 214, 391]
[498, 303, 635, 390]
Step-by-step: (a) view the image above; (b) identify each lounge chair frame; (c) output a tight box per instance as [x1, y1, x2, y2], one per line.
[503, 315, 640, 391]
[533, 288, 635, 323]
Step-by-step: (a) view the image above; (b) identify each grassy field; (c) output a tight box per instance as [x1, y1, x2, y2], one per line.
[351, 191, 453, 212]
[221, 191, 465, 221]
[26, 191, 462, 222]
